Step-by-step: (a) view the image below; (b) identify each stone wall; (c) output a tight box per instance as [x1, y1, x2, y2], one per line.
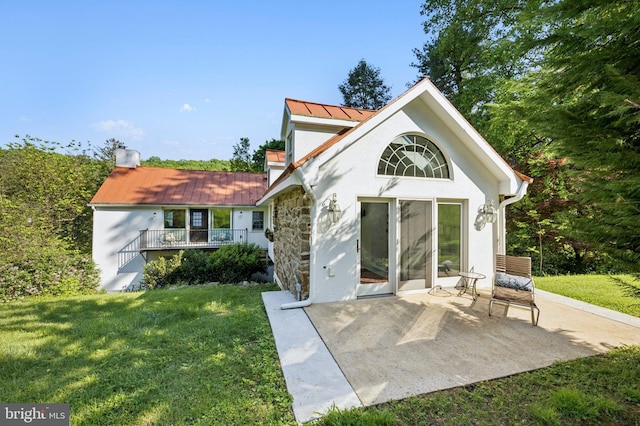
[273, 187, 311, 299]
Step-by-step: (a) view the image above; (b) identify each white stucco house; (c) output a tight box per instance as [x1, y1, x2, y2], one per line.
[90, 77, 530, 297]
[90, 150, 269, 292]
[257, 78, 531, 306]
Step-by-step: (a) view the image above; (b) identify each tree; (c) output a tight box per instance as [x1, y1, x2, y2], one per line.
[230, 137, 253, 172]
[0, 136, 103, 299]
[230, 137, 285, 173]
[0, 136, 105, 252]
[411, 0, 635, 273]
[507, 0, 640, 270]
[142, 157, 230, 171]
[338, 59, 391, 110]
[411, 0, 534, 129]
[95, 138, 126, 165]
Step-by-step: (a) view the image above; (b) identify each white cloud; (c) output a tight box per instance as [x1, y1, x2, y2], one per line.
[91, 120, 144, 141]
[204, 98, 210, 103]
[180, 103, 196, 112]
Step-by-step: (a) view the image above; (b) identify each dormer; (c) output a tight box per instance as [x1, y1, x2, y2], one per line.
[264, 149, 285, 186]
[281, 99, 376, 166]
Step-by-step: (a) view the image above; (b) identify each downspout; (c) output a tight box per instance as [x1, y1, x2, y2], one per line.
[281, 166, 318, 309]
[498, 180, 529, 255]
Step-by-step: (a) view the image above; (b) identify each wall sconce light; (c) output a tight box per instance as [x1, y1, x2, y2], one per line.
[323, 193, 342, 225]
[474, 200, 497, 230]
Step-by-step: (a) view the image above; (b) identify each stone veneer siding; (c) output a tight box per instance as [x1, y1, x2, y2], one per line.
[273, 187, 311, 299]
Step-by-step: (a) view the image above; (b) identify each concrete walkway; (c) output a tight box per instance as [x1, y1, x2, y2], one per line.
[263, 289, 640, 423]
[262, 291, 361, 423]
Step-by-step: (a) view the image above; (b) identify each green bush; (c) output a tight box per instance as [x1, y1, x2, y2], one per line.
[141, 252, 184, 289]
[211, 243, 266, 284]
[0, 263, 38, 302]
[0, 250, 100, 302]
[176, 249, 215, 283]
[142, 244, 266, 289]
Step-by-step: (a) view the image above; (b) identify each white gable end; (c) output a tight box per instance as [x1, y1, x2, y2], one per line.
[264, 78, 530, 305]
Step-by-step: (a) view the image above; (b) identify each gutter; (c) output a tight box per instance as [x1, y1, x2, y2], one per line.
[498, 180, 530, 254]
[280, 166, 318, 310]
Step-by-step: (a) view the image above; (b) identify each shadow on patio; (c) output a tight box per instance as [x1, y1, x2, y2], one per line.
[304, 290, 640, 406]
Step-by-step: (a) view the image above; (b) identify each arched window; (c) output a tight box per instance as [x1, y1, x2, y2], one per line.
[377, 134, 450, 178]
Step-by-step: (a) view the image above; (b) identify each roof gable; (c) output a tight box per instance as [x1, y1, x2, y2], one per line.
[90, 166, 268, 206]
[262, 78, 532, 201]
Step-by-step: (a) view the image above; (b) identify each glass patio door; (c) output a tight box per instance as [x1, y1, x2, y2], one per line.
[399, 200, 433, 291]
[357, 200, 393, 297]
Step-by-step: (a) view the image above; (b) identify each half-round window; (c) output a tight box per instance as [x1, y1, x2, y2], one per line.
[377, 135, 450, 178]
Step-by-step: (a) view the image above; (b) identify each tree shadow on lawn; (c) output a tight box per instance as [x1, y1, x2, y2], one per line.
[612, 275, 640, 300]
[0, 285, 293, 425]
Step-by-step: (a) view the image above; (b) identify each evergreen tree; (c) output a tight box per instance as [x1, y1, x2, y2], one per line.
[339, 59, 391, 110]
[512, 0, 640, 270]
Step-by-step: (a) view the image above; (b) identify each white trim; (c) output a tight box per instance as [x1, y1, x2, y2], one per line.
[356, 198, 395, 297]
[435, 200, 467, 288]
[290, 114, 362, 129]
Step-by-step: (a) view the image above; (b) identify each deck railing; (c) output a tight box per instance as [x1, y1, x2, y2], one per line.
[139, 228, 248, 250]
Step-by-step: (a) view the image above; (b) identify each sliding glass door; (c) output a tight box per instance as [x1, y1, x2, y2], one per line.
[399, 200, 433, 291]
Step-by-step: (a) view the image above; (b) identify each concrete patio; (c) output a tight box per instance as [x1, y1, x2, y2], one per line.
[263, 289, 640, 423]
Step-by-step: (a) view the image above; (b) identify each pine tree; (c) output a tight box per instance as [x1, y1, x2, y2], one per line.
[338, 59, 391, 110]
[522, 0, 640, 269]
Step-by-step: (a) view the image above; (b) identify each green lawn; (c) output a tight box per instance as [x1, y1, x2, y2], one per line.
[535, 274, 640, 317]
[0, 285, 295, 425]
[1, 276, 639, 425]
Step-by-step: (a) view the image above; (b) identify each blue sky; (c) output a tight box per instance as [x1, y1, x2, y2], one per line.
[1, 1, 428, 161]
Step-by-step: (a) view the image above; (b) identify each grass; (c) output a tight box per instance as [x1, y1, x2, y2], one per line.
[0, 284, 295, 425]
[364, 346, 640, 425]
[1, 275, 639, 425]
[535, 274, 640, 317]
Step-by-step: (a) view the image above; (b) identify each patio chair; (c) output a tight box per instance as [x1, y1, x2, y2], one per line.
[489, 254, 540, 326]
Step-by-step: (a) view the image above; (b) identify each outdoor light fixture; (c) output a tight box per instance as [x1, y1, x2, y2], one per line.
[323, 193, 342, 225]
[474, 200, 497, 230]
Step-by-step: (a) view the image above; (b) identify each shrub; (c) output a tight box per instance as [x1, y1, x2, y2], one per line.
[0, 263, 39, 302]
[141, 252, 184, 289]
[40, 253, 100, 297]
[0, 250, 100, 302]
[176, 249, 215, 284]
[141, 244, 266, 289]
[210, 243, 266, 284]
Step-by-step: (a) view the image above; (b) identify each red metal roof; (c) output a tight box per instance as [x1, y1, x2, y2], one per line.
[286, 98, 377, 122]
[266, 149, 285, 163]
[90, 166, 268, 206]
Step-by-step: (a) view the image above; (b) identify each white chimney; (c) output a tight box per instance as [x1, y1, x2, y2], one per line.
[115, 148, 141, 168]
